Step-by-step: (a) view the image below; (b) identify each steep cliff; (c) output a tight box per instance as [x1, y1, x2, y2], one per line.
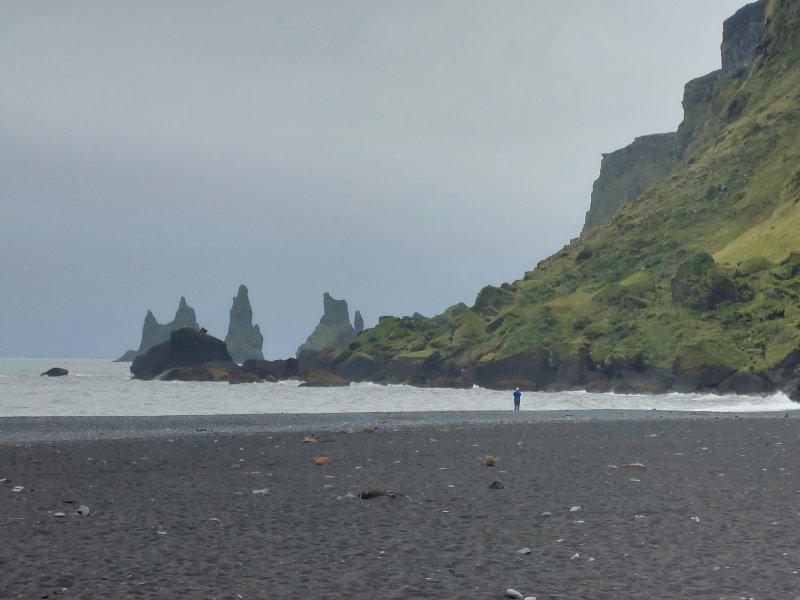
[330, 0, 800, 394]
[582, 0, 768, 232]
[116, 297, 199, 361]
[224, 284, 264, 364]
[582, 133, 679, 231]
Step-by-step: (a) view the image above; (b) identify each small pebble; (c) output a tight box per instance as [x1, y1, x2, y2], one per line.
[11, 486, 24, 493]
[517, 547, 531, 555]
[505, 589, 524, 599]
[54, 512, 66, 518]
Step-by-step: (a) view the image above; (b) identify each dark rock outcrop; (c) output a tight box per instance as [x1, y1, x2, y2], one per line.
[296, 293, 357, 356]
[473, 350, 553, 390]
[224, 285, 264, 364]
[116, 297, 199, 361]
[40, 367, 68, 377]
[131, 327, 240, 381]
[242, 358, 298, 380]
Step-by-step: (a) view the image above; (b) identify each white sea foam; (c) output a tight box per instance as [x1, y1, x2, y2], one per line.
[0, 357, 797, 418]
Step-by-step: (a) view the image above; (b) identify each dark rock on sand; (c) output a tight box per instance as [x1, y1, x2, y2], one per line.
[40, 367, 68, 377]
[131, 327, 240, 381]
[489, 481, 504, 490]
[224, 284, 264, 364]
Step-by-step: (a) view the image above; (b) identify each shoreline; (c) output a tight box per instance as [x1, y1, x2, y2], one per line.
[3, 413, 800, 598]
[2, 408, 799, 444]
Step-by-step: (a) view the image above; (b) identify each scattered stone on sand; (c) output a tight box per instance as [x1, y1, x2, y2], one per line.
[313, 456, 331, 465]
[251, 488, 270, 495]
[484, 454, 497, 467]
[336, 492, 356, 501]
[517, 547, 531, 555]
[54, 512, 66, 518]
[11, 486, 23, 493]
[489, 481, 505, 490]
[570, 505, 582, 512]
[76, 505, 90, 516]
[359, 489, 397, 500]
[691, 516, 700, 522]
[624, 462, 646, 469]
[303, 434, 318, 443]
[570, 552, 580, 560]
[505, 589, 524, 599]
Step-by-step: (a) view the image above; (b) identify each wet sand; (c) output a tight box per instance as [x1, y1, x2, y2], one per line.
[2, 411, 800, 599]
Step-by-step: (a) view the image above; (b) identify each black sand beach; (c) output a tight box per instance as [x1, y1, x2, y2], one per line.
[2, 411, 800, 599]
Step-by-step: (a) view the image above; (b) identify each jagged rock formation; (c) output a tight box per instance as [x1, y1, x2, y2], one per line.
[353, 310, 365, 333]
[130, 327, 252, 382]
[116, 297, 198, 361]
[296, 293, 357, 356]
[224, 285, 264, 364]
[582, 0, 767, 232]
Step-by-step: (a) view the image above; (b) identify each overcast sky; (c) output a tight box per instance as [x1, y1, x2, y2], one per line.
[0, 0, 748, 359]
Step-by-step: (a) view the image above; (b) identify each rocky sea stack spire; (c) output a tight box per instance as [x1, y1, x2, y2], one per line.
[224, 284, 264, 364]
[353, 310, 365, 333]
[296, 293, 358, 356]
[116, 297, 199, 361]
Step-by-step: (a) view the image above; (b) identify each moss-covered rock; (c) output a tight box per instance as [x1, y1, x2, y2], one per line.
[670, 253, 738, 310]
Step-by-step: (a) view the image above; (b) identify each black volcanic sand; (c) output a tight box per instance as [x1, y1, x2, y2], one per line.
[2, 413, 800, 599]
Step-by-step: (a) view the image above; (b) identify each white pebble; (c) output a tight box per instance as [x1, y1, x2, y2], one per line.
[569, 506, 581, 512]
[505, 589, 524, 599]
[11, 486, 23, 493]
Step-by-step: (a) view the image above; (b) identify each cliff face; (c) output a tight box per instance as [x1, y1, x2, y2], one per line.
[330, 0, 800, 394]
[722, 0, 768, 76]
[224, 284, 264, 364]
[296, 293, 357, 356]
[582, 133, 679, 231]
[582, 0, 767, 232]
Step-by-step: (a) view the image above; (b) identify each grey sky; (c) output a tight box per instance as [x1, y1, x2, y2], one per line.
[0, 0, 747, 359]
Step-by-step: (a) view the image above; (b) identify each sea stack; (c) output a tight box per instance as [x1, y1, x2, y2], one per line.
[116, 297, 199, 361]
[224, 284, 264, 364]
[353, 310, 365, 333]
[296, 293, 358, 356]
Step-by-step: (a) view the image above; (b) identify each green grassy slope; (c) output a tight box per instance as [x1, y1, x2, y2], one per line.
[351, 0, 800, 377]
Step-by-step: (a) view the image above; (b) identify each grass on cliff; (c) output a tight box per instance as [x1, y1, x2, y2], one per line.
[351, 4, 800, 375]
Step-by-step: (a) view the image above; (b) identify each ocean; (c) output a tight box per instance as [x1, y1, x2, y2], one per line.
[1, 357, 798, 417]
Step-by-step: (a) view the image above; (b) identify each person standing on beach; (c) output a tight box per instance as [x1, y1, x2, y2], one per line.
[513, 387, 521, 411]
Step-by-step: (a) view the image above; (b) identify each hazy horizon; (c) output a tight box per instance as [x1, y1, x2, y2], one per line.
[1, 0, 747, 359]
